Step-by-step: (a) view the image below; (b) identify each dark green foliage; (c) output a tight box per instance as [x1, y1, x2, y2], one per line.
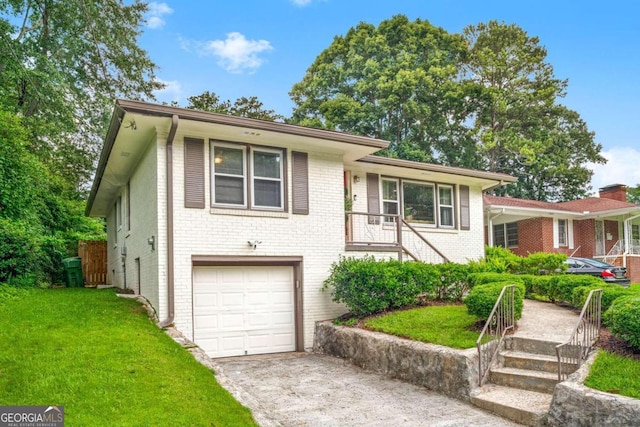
[527, 275, 554, 297]
[468, 272, 550, 297]
[519, 252, 567, 275]
[435, 262, 474, 301]
[323, 257, 474, 317]
[0, 110, 105, 284]
[464, 281, 526, 320]
[323, 257, 416, 317]
[546, 275, 603, 303]
[604, 295, 640, 351]
[572, 284, 633, 312]
[482, 246, 523, 273]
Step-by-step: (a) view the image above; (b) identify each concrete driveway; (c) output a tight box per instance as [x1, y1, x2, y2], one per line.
[212, 352, 517, 427]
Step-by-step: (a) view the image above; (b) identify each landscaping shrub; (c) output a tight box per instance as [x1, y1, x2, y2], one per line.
[546, 275, 603, 303]
[603, 295, 640, 352]
[323, 256, 421, 317]
[572, 284, 632, 312]
[434, 262, 473, 301]
[482, 246, 523, 273]
[518, 252, 567, 275]
[398, 261, 439, 299]
[464, 280, 525, 320]
[0, 218, 43, 283]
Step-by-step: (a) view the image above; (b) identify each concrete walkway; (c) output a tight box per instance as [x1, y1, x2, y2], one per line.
[515, 300, 580, 343]
[213, 353, 517, 427]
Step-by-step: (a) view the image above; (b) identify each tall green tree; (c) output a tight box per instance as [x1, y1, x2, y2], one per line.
[289, 15, 475, 164]
[462, 21, 605, 201]
[628, 185, 640, 204]
[186, 91, 283, 121]
[0, 0, 163, 189]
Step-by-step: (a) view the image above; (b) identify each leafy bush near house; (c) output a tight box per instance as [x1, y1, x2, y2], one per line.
[477, 246, 566, 276]
[464, 281, 526, 320]
[519, 252, 567, 275]
[435, 262, 474, 301]
[545, 275, 603, 303]
[603, 295, 640, 351]
[572, 284, 634, 312]
[323, 257, 477, 317]
[323, 257, 419, 317]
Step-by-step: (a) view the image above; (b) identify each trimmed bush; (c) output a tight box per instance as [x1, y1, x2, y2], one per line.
[519, 252, 567, 275]
[398, 261, 439, 299]
[572, 284, 632, 312]
[464, 280, 526, 320]
[604, 295, 640, 351]
[546, 274, 603, 303]
[434, 262, 473, 301]
[323, 257, 414, 317]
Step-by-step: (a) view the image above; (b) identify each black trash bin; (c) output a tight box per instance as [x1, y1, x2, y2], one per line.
[63, 257, 84, 287]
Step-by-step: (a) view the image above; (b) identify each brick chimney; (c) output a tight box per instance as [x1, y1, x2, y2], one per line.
[599, 184, 628, 202]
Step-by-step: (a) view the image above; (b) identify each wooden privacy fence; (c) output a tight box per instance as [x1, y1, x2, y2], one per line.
[78, 240, 107, 286]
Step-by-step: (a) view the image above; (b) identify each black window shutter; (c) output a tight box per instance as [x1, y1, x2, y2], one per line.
[366, 173, 380, 224]
[460, 185, 470, 230]
[184, 138, 205, 208]
[292, 151, 309, 215]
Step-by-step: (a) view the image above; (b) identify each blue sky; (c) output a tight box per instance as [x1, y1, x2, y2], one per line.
[139, 0, 640, 193]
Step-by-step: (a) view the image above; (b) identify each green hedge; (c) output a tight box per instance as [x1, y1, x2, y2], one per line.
[543, 275, 603, 304]
[572, 284, 633, 312]
[604, 295, 640, 351]
[468, 272, 553, 297]
[464, 281, 526, 320]
[323, 257, 477, 317]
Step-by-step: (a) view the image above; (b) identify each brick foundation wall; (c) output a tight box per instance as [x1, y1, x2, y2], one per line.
[511, 218, 545, 257]
[626, 256, 640, 284]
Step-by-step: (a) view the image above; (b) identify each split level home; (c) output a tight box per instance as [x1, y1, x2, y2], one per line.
[86, 100, 515, 358]
[484, 184, 640, 282]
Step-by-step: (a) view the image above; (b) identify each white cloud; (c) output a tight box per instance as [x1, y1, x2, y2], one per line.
[201, 32, 273, 74]
[589, 146, 640, 194]
[153, 79, 183, 103]
[145, 2, 173, 29]
[290, 0, 313, 6]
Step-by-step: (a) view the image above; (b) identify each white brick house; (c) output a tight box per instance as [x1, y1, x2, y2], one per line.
[86, 100, 515, 358]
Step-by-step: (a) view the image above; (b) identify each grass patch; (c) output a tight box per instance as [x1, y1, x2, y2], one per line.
[584, 351, 640, 399]
[364, 305, 480, 349]
[0, 288, 257, 426]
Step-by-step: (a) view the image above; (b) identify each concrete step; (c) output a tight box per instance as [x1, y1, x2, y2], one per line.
[490, 367, 559, 394]
[506, 336, 561, 357]
[501, 350, 568, 374]
[471, 384, 552, 427]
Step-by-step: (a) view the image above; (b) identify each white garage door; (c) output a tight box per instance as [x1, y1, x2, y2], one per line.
[193, 266, 296, 358]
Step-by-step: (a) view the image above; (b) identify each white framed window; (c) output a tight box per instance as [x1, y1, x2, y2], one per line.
[381, 178, 399, 223]
[251, 148, 284, 209]
[212, 143, 247, 207]
[438, 185, 454, 227]
[558, 219, 568, 247]
[210, 142, 285, 210]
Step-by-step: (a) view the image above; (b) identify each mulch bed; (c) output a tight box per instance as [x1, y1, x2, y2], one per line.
[596, 327, 640, 361]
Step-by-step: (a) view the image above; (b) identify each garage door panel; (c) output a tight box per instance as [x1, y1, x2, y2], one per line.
[193, 266, 296, 358]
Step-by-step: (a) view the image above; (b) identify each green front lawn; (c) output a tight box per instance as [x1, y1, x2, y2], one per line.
[364, 305, 480, 349]
[0, 287, 257, 426]
[584, 351, 640, 399]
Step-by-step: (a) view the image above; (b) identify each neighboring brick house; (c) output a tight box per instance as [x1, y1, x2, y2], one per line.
[86, 100, 515, 358]
[484, 184, 640, 282]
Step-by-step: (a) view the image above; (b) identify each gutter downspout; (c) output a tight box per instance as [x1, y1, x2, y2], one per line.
[486, 209, 505, 248]
[159, 114, 179, 328]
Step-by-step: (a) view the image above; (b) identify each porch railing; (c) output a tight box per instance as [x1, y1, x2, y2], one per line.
[345, 211, 449, 263]
[555, 289, 602, 381]
[476, 285, 515, 386]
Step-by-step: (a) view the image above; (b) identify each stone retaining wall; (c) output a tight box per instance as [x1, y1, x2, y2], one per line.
[546, 351, 640, 426]
[313, 321, 478, 401]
